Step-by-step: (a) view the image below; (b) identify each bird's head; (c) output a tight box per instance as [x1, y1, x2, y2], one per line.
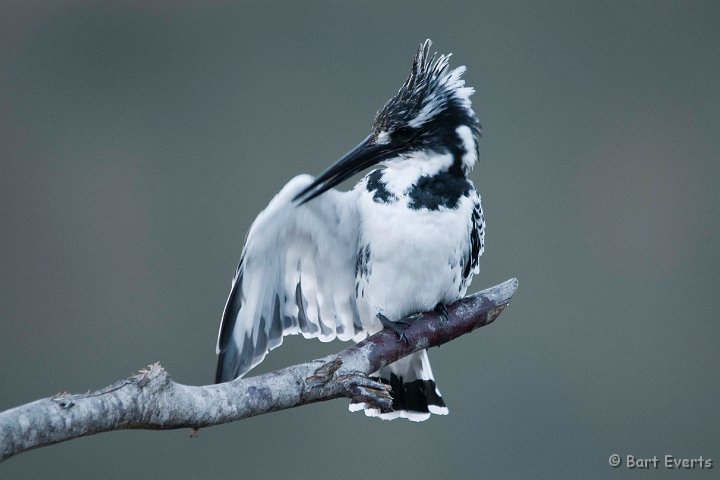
[295, 39, 480, 205]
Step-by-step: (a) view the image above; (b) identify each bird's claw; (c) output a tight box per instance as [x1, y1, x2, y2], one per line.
[435, 303, 450, 324]
[377, 313, 410, 344]
[341, 373, 393, 413]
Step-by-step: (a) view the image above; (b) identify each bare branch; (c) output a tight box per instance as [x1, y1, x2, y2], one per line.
[0, 278, 517, 463]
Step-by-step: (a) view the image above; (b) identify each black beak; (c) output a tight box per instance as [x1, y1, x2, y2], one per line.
[293, 134, 395, 205]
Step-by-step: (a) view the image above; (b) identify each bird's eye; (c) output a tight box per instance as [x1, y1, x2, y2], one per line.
[393, 127, 415, 143]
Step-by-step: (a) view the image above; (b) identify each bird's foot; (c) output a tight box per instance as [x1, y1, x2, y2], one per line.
[340, 373, 393, 413]
[377, 313, 410, 344]
[434, 303, 451, 324]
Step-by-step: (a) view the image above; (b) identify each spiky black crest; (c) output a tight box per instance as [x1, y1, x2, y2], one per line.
[373, 40, 479, 135]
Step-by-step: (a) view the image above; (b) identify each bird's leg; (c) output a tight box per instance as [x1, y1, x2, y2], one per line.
[377, 313, 410, 344]
[434, 303, 451, 324]
[339, 373, 393, 413]
[307, 363, 393, 413]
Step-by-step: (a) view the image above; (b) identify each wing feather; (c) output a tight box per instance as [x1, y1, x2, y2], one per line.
[215, 175, 361, 382]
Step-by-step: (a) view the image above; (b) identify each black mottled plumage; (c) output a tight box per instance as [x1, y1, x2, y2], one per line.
[355, 244, 371, 278]
[365, 169, 398, 204]
[408, 170, 473, 210]
[465, 198, 484, 279]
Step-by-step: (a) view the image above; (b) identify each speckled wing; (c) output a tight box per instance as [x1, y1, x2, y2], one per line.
[467, 189, 485, 277]
[215, 175, 363, 382]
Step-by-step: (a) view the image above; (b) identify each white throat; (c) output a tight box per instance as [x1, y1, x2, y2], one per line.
[380, 151, 454, 196]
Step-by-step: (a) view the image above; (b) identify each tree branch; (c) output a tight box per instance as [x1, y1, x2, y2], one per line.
[0, 278, 517, 463]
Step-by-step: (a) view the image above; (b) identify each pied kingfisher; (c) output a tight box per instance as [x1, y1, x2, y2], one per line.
[215, 40, 485, 421]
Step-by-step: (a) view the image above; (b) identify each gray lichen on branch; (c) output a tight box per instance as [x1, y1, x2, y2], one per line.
[0, 278, 517, 463]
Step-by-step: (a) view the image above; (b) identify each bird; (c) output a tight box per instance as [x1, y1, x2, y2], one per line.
[215, 39, 485, 421]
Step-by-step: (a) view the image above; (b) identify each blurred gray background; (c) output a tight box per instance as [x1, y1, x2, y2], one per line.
[1, 1, 718, 479]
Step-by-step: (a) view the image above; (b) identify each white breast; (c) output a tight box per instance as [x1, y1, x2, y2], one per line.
[354, 181, 476, 330]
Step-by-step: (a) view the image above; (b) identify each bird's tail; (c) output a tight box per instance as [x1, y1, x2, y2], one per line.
[349, 350, 447, 421]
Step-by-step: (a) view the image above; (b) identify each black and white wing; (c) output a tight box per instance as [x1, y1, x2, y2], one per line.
[467, 192, 485, 277]
[460, 189, 485, 293]
[215, 175, 363, 382]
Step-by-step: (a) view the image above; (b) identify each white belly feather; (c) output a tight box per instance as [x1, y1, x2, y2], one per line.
[355, 187, 476, 331]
